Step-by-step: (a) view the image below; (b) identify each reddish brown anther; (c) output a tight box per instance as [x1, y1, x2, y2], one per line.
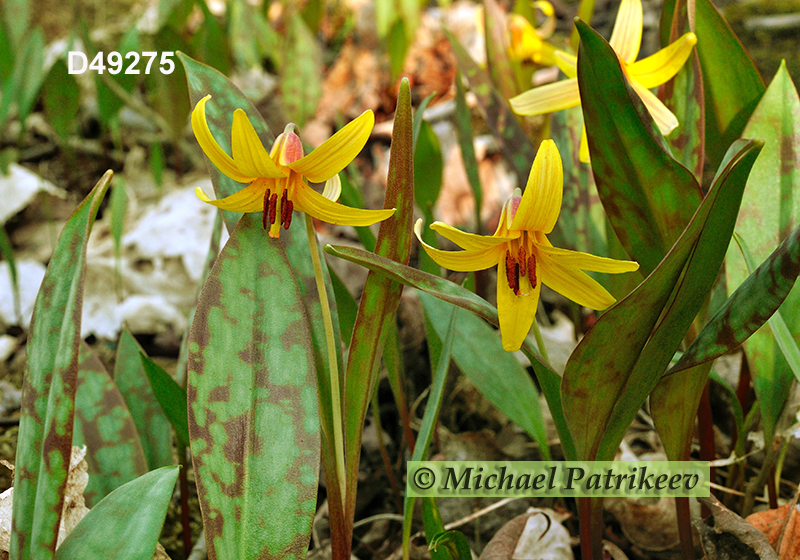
[505, 250, 520, 295]
[268, 193, 278, 226]
[518, 246, 528, 277]
[528, 253, 537, 288]
[262, 189, 272, 229]
[282, 198, 294, 230]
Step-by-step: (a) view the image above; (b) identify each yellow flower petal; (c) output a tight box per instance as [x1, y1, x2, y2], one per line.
[414, 220, 505, 272]
[538, 252, 618, 309]
[554, 50, 577, 78]
[496, 251, 541, 352]
[430, 221, 514, 251]
[293, 179, 394, 226]
[191, 96, 255, 184]
[231, 110, 287, 179]
[290, 110, 375, 183]
[536, 245, 639, 273]
[628, 79, 679, 134]
[609, 0, 643, 63]
[510, 78, 581, 116]
[511, 140, 563, 234]
[195, 178, 268, 213]
[627, 33, 697, 89]
[322, 174, 342, 201]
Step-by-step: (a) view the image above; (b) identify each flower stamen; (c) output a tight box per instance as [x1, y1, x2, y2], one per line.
[262, 188, 272, 230]
[528, 253, 537, 288]
[281, 192, 293, 230]
[506, 250, 521, 295]
[268, 192, 279, 226]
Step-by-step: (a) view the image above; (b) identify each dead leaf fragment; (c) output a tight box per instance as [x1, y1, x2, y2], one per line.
[695, 495, 779, 560]
[746, 491, 800, 559]
[479, 509, 574, 560]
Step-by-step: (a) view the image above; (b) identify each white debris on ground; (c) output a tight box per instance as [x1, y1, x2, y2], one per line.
[0, 261, 47, 330]
[0, 164, 67, 227]
[82, 177, 220, 339]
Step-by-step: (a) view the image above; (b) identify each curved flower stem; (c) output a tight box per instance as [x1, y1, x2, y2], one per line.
[531, 317, 551, 364]
[305, 216, 347, 509]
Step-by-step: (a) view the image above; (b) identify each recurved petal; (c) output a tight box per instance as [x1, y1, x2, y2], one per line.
[554, 50, 577, 78]
[536, 245, 639, 273]
[496, 252, 541, 352]
[191, 95, 255, 184]
[629, 79, 679, 134]
[293, 180, 394, 226]
[538, 252, 618, 309]
[290, 110, 375, 183]
[430, 221, 514, 251]
[194, 179, 267, 213]
[511, 139, 563, 234]
[231, 110, 287, 179]
[579, 125, 590, 163]
[414, 220, 505, 272]
[510, 78, 581, 116]
[627, 33, 697, 89]
[609, 0, 643, 63]
[322, 173, 342, 201]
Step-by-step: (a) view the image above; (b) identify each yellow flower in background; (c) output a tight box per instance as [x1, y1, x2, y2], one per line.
[507, 2, 558, 66]
[191, 95, 395, 238]
[509, 0, 697, 162]
[415, 140, 639, 352]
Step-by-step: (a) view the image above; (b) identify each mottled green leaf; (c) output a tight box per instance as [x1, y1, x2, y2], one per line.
[420, 292, 550, 458]
[229, 0, 279, 70]
[725, 61, 800, 441]
[662, 0, 765, 169]
[140, 353, 190, 450]
[562, 139, 761, 462]
[343, 79, 414, 548]
[454, 69, 483, 231]
[446, 30, 538, 189]
[42, 59, 81, 140]
[188, 214, 319, 560]
[324, 244, 575, 460]
[114, 330, 173, 470]
[661, 53, 705, 182]
[74, 343, 148, 507]
[55, 466, 179, 560]
[11, 171, 112, 560]
[577, 20, 701, 276]
[671, 222, 800, 375]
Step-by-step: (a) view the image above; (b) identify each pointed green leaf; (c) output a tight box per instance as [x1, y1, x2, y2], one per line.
[55, 466, 179, 560]
[74, 343, 148, 507]
[280, 13, 322, 126]
[140, 353, 190, 450]
[0, 26, 45, 132]
[454, 69, 483, 231]
[188, 214, 319, 560]
[577, 20, 702, 276]
[113, 330, 174, 470]
[11, 171, 112, 560]
[725, 61, 800, 441]
[562, 139, 761, 462]
[661, 53, 706, 182]
[42, 59, 81, 140]
[343, 78, 414, 532]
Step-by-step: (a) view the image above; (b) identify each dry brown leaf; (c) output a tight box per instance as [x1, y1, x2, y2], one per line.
[478, 509, 574, 560]
[695, 494, 779, 560]
[746, 490, 800, 559]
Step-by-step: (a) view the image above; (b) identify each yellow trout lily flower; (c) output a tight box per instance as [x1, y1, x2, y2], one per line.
[415, 140, 639, 352]
[508, 2, 558, 66]
[509, 0, 697, 162]
[191, 95, 395, 238]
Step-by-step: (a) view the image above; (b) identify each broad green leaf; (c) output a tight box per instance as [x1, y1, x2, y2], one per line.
[0, 20, 13, 82]
[662, 0, 765, 168]
[403, 307, 457, 560]
[11, 171, 112, 560]
[671, 222, 800, 375]
[95, 26, 140, 127]
[577, 20, 701, 276]
[192, 0, 230, 75]
[74, 342, 148, 507]
[141, 353, 190, 450]
[414, 119, 443, 276]
[146, 27, 190, 140]
[280, 13, 322, 127]
[422, 498, 453, 560]
[343, 79, 414, 548]
[55, 466, 179, 560]
[387, 20, 409, 81]
[725, 61, 800, 441]
[562, 139, 761, 463]
[661, 53, 705, 182]
[228, 0, 279, 70]
[1, 0, 29, 48]
[114, 330, 173, 470]
[420, 292, 549, 458]
[188, 214, 319, 560]
[42, 59, 81, 140]
[446, 30, 538, 189]
[325, 244, 576, 460]
[429, 530, 473, 560]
